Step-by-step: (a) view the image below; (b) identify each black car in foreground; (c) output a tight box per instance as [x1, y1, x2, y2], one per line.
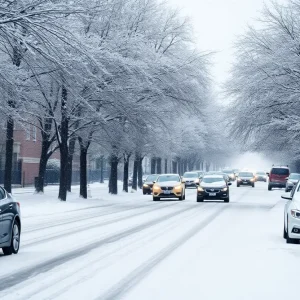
[0, 187, 21, 255]
[237, 172, 255, 187]
[197, 175, 231, 203]
[142, 174, 159, 194]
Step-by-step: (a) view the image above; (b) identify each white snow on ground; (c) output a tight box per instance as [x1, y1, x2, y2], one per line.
[0, 182, 299, 300]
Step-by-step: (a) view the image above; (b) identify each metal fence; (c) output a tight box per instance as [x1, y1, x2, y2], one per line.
[45, 169, 109, 185]
[0, 169, 22, 185]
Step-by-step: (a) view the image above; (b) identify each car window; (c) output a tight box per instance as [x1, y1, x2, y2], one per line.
[146, 175, 158, 182]
[271, 168, 289, 175]
[0, 187, 6, 200]
[157, 175, 180, 182]
[183, 173, 198, 178]
[238, 172, 253, 177]
[202, 177, 225, 184]
[289, 173, 300, 180]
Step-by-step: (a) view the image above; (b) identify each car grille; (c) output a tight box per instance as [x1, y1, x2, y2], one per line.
[161, 187, 173, 191]
[186, 180, 194, 183]
[205, 188, 221, 193]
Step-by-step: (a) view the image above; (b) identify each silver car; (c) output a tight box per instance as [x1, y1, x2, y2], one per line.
[285, 173, 300, 192]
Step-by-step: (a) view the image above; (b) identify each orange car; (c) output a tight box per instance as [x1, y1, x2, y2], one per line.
[152, 174, 185, 201]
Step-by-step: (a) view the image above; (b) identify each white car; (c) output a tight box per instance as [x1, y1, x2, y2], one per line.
[282, 184, 300, 244]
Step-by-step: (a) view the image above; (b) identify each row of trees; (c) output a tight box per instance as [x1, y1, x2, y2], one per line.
[0, 0, 228, 200]
[227, 0, 300, 168]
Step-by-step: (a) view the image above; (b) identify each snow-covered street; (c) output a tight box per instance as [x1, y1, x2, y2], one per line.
[0, 182, 298, 300]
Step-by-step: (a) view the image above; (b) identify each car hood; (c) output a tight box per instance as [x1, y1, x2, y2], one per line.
[155, 181, 181, 187]
[289, 179, 299, 183]
[200, 181, 225, 188]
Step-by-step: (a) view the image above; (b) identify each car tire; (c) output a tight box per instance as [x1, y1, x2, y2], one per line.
[197, 197, 204, 202]
[252, 184, 255, 188]
[224, 197, 230, 203]
[183, 192, 186, 200]
[143, 190, 147, 195]
[153, 197, 160, 201]
[2, 220, 20, 256]
[283, 226, 287, 239]
[237, 184, 240, 187]
[268, 185, 272, 191]
[286, 219, 299, 244]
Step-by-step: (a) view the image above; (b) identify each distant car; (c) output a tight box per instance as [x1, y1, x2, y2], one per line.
[204, 172, 230, 183]
[285, 173, 300, 192]
[222, 169, 236, 181]
[197, 175, 231, 203]
[268, 166, 290, 191]
[142, 174, 159, 195]
[256, 171, 267, 182]
[237, 172, 255, 187]
[182, 171, 199, 188]
[0, 187, 21, 255]
[282, 182, 300, 244]
[142, 175, 148, 183]
[152, 174, 185, 201]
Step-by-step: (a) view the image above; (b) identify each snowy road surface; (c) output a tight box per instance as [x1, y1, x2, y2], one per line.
[0, 182, 298, 300]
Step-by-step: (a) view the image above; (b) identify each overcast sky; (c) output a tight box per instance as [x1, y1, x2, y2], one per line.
[167, 0, 286, 89]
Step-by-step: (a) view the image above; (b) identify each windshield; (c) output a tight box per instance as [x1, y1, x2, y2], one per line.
[256, 172, 265, 175]
[146, 175, 158, 182]
[183, 172, 198, 178]
[289, 173, 300, 180]
[202, 177, 225, 183]
[271, 168, 289, 175]
[239, 172, 253, 177]
[157, 175, 180, 182]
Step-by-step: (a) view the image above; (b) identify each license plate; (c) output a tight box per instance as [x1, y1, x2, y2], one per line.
[164, 190, 171, 194]
[243, 182, 248, 184]
[209, 193, 216, 196]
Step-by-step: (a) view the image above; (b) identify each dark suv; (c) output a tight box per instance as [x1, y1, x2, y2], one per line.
[268, 166, 290, 191]
[0, 187, 21, 255]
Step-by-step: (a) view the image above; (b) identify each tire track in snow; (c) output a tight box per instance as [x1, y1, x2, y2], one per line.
[0, 203, 197, 292]
[22, 202, 180, 247]
[97, 204, 228, 300]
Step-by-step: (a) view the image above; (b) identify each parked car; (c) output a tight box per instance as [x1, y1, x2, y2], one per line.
[256, 171, 267, 182]
[222, 169, 236, 181]
[142, 174, 159, 195]
[197, 175, 231, 203]
[282, 183, 300, 244]
[268, 166, 290, 191]
[0, 187, 21, 255]
[285, 173, 300, 192]
[182, 171, 199, 188]
[152, 174, 185, 201]
[236, 171, 255, 187]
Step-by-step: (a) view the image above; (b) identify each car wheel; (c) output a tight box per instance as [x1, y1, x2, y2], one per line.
[183, 192, 186, 200]
[286, 219, 299, 244]
[268, 185, 272, 191]
[2, 220, 20, 255]
[153, 197, 160, 201]
[197, 197, 204, 202]
[224, 197, 230, 203]
[252, 184, 255, 188]
[143, 190, 146, 195]
[237, 184, 240, 187]
[283, 226, 287, 239]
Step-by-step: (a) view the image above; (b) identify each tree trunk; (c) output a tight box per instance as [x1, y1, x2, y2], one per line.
[109, 154, 118, 194]
[4, 116, 14, 193]
[132, 156, 138, 190]
[79, 146, 88, 198]
[157, 157, 162, 174]
[100, 155, 104, 183]
[123, 154, 130, 192]
[151, 157, 156, 174]
[67, 137, 76, 192]
[58, 86, 69, 201]
[165, 159, 168, 173]
[138, 156, 143, 189]
[172, 160, 177, 173]
[36, 140, 49, 193]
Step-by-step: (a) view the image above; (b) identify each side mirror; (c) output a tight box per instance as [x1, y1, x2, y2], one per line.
[228, 182, 232, 186]
[266, 173, 269, 176]
[285, 177, 289, 181]
[153, 181, 156, 184]
[281, 195, 292, 201]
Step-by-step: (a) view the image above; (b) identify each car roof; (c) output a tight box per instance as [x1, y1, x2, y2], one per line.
[203, 175, 224, 178]
[271, 166, 289, 169]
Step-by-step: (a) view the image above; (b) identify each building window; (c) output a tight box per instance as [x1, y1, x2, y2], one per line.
[32, 126, 37, 142]
[26, 125, 31, 140]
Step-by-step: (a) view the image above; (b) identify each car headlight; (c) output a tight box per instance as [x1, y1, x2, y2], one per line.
[237, 178, 241, 182]
[221, 187, 228, 192]
[153, 185, 161, 191]
[197, 187, 204, 192]
[291, 209, 300, 219]
[143, 184, 149, 188]
[250, 178, 254, 182]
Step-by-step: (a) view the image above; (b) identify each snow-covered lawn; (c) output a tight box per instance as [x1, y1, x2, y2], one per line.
[0, 182, 299, 300]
